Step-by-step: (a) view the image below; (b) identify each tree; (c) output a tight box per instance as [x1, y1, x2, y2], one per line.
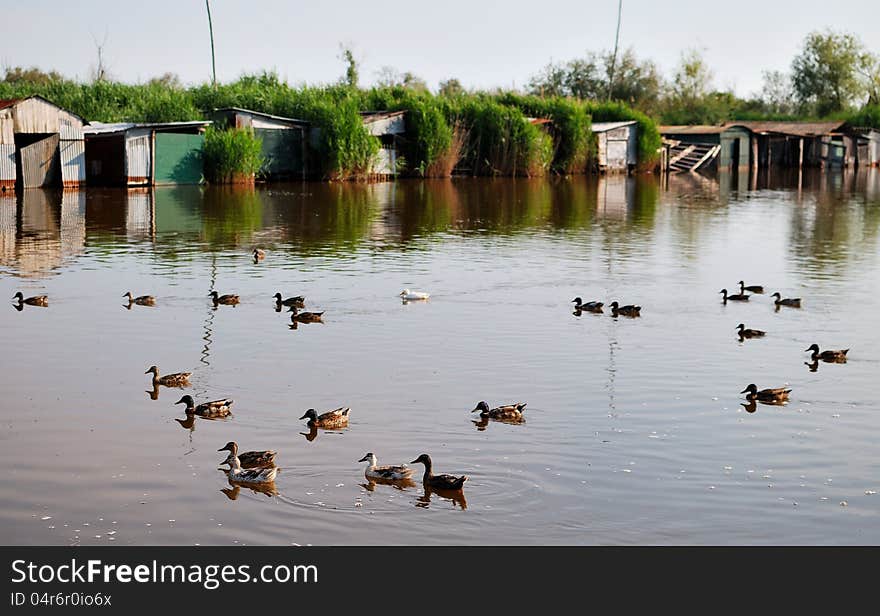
[339, 44, 359, 88]
[603, 49, 662, 112]
[438, 78, 464, 97]
[791, 30, 867, 115]
[2, 66, 64, 84]
[660, 49, 735, 124]
[374, 67, 428, 92]
[757, 70, 796, 115]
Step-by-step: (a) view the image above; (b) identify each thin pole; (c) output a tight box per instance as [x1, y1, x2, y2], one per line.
[206, 0, 217, 88]
[607, 0, 623, 101]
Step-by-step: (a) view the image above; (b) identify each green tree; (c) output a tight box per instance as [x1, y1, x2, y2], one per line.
[2, 66, 65, 84]
[438, 78, 464, 97]
[791, 30, 867, 115]
[339, 44, 359, 88]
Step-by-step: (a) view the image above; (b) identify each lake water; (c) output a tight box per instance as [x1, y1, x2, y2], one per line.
[1, 169, 879, 545]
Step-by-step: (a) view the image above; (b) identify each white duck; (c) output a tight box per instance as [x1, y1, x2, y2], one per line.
[399, 289, 430, 300]
[358, 452, 414, 480]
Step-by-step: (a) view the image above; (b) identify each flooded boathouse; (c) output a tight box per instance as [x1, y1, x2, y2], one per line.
[208, 107, 311, 180]
[84, 121, 210, 186]
[360, 110, 406, 177]
[592, 121, 639, 173]
[0, 95, 86, 190]
[660, 124, 751, 173]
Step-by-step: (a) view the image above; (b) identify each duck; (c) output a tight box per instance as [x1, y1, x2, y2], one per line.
[739, 281, 765, 294]
[218, 441, 277, 469]
[771, 292, 801, 307]
[736, 323, 766, 338]
[740, 383, 792, 403]
[289, 306, 324, 323]
[222, 444, 278, 485]
[209, 291, 240, 305]
[175, 394, 233, 418]
[609, 301, 641, 317]
[299, 407, 350, 429]
[471, 400, 526, 422]
[253, 248, 265, 262]
[410, 454, 467, 490]
[805, 344, 848, 363]
[720, 288, 749, 302]
[399, 289, 430, 301]
[274, 292, 305, 307]
[12, 292, 48, 307]
[572, 297, 604, 312]
[358, 452, 414, 480]
[123, 292, 155, 306]
[145, 365, 191, 387]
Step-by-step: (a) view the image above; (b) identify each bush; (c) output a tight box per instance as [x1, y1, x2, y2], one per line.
[203, 126, 264, 183]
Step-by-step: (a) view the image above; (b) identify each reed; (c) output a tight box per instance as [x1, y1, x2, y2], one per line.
[202, 125, 264, 184]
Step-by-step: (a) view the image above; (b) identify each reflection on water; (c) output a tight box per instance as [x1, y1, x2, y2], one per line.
[1, 168, 879, 545]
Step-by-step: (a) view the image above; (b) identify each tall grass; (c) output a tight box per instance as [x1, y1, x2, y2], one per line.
[203, 126, 264, 183]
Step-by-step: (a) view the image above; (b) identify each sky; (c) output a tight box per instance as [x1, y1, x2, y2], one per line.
[2, 0, 879, 97]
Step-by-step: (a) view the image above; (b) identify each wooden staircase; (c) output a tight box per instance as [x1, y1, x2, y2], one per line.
[668, 142, 720, 173]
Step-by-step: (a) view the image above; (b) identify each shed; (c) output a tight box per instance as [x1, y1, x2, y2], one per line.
[208, 108, 311, 180]
[360, 110, 407, 177]
[84, 121, 210, 186]
[592, 121, 639, 173]
[732, 121, 847, 168]
[846, 127, 880, 167]
[660, 125, 751, 171]
[0, 95, 86, 190]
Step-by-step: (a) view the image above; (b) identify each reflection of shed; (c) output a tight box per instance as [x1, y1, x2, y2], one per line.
[592, 121, 638, 173]
[732, 121, 847, 168]
[0, 95, 86, 190]
[660, 125, 750, 172]
[84, 121, 210, 186]
[360, 110, 406, 177]
[208, 108, 310, 180]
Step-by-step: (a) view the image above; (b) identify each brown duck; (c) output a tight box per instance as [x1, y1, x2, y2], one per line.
[175, 394, 233, 418]
[12, 292, 48, 307]
[123, 292, 155, 306]
[145, 365, 191, 387]
[609, 301, 641, 317]
[209, 291, 240, 305]
[218, 441, 277, 469]
[771, 292, 801, 308]
[471, 400, 526, 422]
[805, 344, 848, 363]
[299, 407, 350, 429]
[740, 384, 792, 403]
[736, 323, 766, 339]
[289, 306, 324, 323]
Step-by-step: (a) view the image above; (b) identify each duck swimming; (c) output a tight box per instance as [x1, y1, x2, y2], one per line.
[771, 292, 801, 308]
[740, 384, 792, 403]
[399, 289, 430, 301]
[274, 293, 305, 307]
[471, 400, 526, 422]
[299, 407, 350, 429]
[572, 297, 604, 312]
[123, 292, 155, 306]
[218, 441, 277, 469]
[805, 344, 848, 363]
[145, 365, 191, 387]
[736, 324, 766, 339]
[739, 281, 765, 294]
[358, 452, 414, 480]
[209, 291, 240, 305]
[12, 292, 48, 307]
[720, 289, 749, 302]
[175, 394, 233, 418]
[410, 454, 467, 490]
[253, 248, 265, 262]
[222, 442, 278, 485]
[289, 306, 324, 323]
[609, 301, 641, 317]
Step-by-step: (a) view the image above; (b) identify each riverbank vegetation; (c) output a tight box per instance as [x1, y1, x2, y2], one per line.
[202, 125, 264, 184]
[1, 28, 875, 180]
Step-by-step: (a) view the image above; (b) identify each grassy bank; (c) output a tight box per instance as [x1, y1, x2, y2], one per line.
[0, 73, 661, 178]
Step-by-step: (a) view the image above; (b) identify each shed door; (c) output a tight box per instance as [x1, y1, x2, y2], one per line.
[126, 135, 151, 185]
[19, 134, 60, 188]
[154, 133, 204, 185]
[607, 140, 627, 170]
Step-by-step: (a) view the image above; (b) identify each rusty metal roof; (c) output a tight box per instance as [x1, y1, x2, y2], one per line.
[0, 95, 85, 123]
[211, 107, 310, 127]
[727, 120, 846, 136]
[659, 125, 729, 135]
[0, 98, 24, 110]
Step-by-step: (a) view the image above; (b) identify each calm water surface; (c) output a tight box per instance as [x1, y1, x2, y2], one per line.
[1, 170, 879, 545]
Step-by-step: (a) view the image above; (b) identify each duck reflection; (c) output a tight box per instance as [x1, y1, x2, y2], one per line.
[175, 414, 197, 431]
[146, 384, 160, 400]
[220, 478, 278, 500]
[360, 475, 417, 492]
[805, 360, 819, 373]
[415, 485, 467, 510]
[472, 416, 490, 431]
[300, 425, 319, 442]
[741, 398, 788, 413]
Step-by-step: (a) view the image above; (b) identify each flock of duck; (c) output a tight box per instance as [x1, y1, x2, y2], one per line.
[10, 251, 850, 505]
[570, 278, 850, 412]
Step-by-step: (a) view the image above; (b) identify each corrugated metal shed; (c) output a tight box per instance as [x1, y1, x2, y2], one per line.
[360, 110, 407, 136]
[594, 121, 638, 172]
[0, 144, 14, 189]
[660, 125, 729, 135]
[592, 120, 637, 132]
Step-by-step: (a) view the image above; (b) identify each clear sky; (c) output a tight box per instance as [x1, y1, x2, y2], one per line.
[3, 0, 878, 96]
